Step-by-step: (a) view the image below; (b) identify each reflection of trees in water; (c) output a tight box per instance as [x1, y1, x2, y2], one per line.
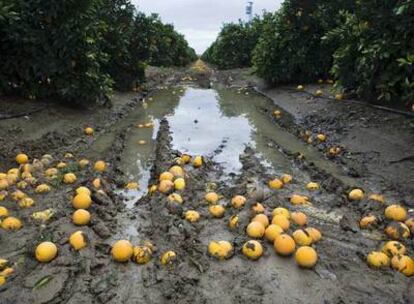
[145, 87, 184, 119]
[216, 88, 290, 170]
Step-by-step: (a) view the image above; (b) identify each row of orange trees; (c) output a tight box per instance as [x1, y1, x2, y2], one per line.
[203, 0, 413, 105]
[0, 0, 197, 104]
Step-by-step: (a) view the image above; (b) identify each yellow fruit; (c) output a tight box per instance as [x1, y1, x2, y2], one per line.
[56, 162, 67, 169]
[76, 186, 91, 196]
[78, 159, 89, 168]
[19, 197, 34, 208]
[159, 171, 174, 181]
[306, 182, 320, 190]
[231, 195, 246, 209]
[209, 205, 225, 218]
[72, 193, 92, 209]
[0, 276, 5, 286]
[205, 192, 219, 205]
[208, 241, 233, 260]
[193, 156, 203, 168]
[64, 153, 74, 159]
[315, 90, 323, 97]
[1, 217, 22, 230]
[291, 212, 308, 226]
[84, 127, 94, 135]
[158, 180, 174, 194]
[251, 202, 265, 213]
[32, 209, 54, 222]
[252, 214, 269, 228]
[0, 206, 8, 217]
[305, 227, 322, 243]
[295, 246, 318, 268]
[246, 221, 265, 238]
[63, 173, 77, 184]
[384, 204, 407, 222]
[290, 195, 309, 205]
[370, 194, 385, 203]
[348, 189, 364, 201]
[35, 184, 51, 193]
[161, 251, 177, 265]
[35, 242, 58, 263]
[405, 218, 414, 233]
[382, 241, 406, 256]
[180, 154, 192, 164]
[124, 182, 138, 190]
[228, 215, 239, 229]
[174, 178, 185, 191]
[69, 231, 87, 251]
[167, 193, 183, 204]
[133, 246, 152, 264]
[265, 224, 284, 242]
[274, 234, 296, 256]
[11, 190, 26, 201]
[111, 240, 133, 262]
[367, 251, 390, 268]
[316, 134, 326, 142]
[272, 215, 290, 231]
[44, 168, 58, 177]
[185, 210, 200, 223]
[281, 174, 293, 184]
[335, 94, 343, 101]
[169, 166, 184, 178]
[0, 179, 8, 190]
[94, 161, 106, 172]
[138, 140, 146, 145]
[328, 147, 341, 157]
[391, 255, 414, 277]
[16, 154, 28, 164]
[72, 209, 91, 226]
[242, 240, 263, 260]
[147, 184, 156, 195]
[92, 178, 101, 189]
[0, 267, 13, 277]
[273, 110, 282, 117]
[292, 229, 313, 246]
[268, 178, 284, 190]
[359, 215, 377, 229]
[385, 222, 410, 240]
[272, 207, 290, 219]
[297, 85, 304, 91]
[16, 181, 28, 189]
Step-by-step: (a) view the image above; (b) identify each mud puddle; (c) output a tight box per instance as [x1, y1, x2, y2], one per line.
[113, 86, 359, 234]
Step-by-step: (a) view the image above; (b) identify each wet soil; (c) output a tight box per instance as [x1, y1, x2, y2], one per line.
[0, 66, 413, 304]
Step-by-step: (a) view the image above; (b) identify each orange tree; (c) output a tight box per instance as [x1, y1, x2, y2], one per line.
[253, 0, 355, 84]
[326, 0, 414, 105]
[0, 0, 113, 104]
[202, 14, 272, 69]
[0, 0, 196, 103]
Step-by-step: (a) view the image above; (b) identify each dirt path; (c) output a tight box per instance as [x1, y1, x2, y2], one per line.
[0, 66, 413, 304]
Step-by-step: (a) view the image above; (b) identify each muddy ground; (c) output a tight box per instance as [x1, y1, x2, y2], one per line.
[0, 65, 413, 304]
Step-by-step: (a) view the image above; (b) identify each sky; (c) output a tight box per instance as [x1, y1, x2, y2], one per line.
[131, 0, 283, 54]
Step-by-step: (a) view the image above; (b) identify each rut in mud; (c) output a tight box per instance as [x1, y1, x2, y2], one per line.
[0, 79, 413, 304]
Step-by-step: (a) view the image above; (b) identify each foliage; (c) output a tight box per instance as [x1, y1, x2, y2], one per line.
[140, 14, 197, 67]
[0, 0, 112, 104]
[253, 0, 355, 84]
[325, 0, 414, 104]
[0, 0, 196, 103]
[100, 0, 145, 91]
[202, 14, 272, 70]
